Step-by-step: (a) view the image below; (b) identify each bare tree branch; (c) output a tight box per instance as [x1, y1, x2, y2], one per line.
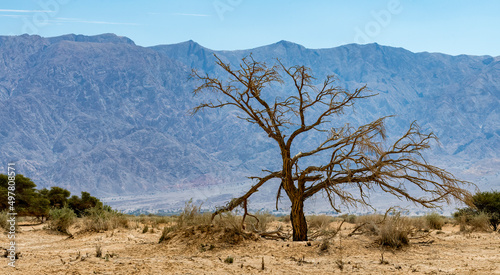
[192, 55, 475, 241]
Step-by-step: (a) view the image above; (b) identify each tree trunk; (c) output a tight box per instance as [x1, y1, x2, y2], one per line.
[290, 196, 308, 241]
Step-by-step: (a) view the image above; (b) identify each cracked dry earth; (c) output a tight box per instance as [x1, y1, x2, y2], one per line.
[1, 221, 499, 274]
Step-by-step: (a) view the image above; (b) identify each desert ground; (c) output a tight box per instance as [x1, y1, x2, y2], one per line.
[1, 217, 499, 275]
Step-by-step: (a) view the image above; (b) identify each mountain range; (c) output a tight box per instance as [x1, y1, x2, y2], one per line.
[0, 34, 498, 214]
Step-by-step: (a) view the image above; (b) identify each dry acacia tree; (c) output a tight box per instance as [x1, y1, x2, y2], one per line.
[192, 55, 473, 241]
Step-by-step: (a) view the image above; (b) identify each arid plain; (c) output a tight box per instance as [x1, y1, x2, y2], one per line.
[1, 216, 499, 275]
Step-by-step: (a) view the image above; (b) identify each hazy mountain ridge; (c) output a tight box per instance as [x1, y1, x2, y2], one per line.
[0, 34, 498, 212]
[153, 39, 499, 167]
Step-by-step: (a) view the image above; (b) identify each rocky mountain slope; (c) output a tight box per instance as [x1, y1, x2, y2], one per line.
[0, 34, 498, 212]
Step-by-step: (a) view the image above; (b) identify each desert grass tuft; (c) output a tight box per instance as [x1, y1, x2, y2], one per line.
[95, 244, 102, 258]
[244, 211, 275, 232]
[82, 206, 129, 232]
[424, 212, 444, 230]
[354, 214, 385, 235]
[454, 209, 492, 232]
[377, 212, 412, 248]
[224, 256, 234, 264]
[159, 200, 256, 245]
[339, 213, 357, 224]
[469, 212, 491, 232]
[307, 215, 333, 230]
[0, 210, 10, 231]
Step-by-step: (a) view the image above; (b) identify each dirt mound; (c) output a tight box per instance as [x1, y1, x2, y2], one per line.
[160, 225, 259, 248]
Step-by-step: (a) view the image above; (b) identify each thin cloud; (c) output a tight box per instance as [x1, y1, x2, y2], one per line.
[148, 12, 210, 17]
[52, 17, 140, 26]
[0, 9, 54, 13]
[172, 13, 210, 17]
[0, 14, 27, 18]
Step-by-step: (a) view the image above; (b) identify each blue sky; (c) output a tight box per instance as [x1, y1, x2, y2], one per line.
[0, 0, 499, 56]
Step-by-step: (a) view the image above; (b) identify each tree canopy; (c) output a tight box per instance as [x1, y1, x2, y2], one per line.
[0, 174, 103, 220]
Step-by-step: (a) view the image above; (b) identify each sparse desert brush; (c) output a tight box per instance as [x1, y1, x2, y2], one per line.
[159, 214, 256, 246]
[138, 214, 149, 225]
[159, 225, 176, 243]
[377, 212, 412, 248]
[307, 215, 333, 230]
[176, 200, 211, 227]
[355, 214, 385, 235]
[48, 207, 76, 234]
[245, 211, 275, 232]
[82, 206, 129, 232]
[278, 215, 291, 223]
[0, 210, 11, 231]
[469, 212, 492, 232]
[152, 215, 174, 225]
[425, 212, 444, 230]
[410, 217, 428, 231]
[339, 213, 357, 224]
[158, 202, 259, 246]
[134, 214, 173, 230]
[453, 208, 491, 232]
[213, 212, 243, 233]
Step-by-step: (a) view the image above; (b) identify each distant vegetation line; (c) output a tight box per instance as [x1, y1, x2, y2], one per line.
[0, 174, 103, 221]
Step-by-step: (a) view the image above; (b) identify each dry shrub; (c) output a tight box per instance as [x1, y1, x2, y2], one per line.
[454, 209, 492, 232]
[0, 210, 9, 231]
[425, 212, 444, 230]
[152, 215, 173, 226]
[339, 214, 357, 224]
[410, 217, 429, 232]
[245, 211, 275, 232]
[159, 201, 257, 246]
[279, 215, 290, 223]
[377, 212, 412, 248]
[82, 206, 129, 232]
[177, 200, 212, 227]
[469, 212, 491, 232]
[307, 215, 333, 230]
[133, 215, 174, 230]
[213, 212, 243, 232]
[457, 215, 468, 232]
[159, 221, 256, 246]
[355, 214, 385, 235]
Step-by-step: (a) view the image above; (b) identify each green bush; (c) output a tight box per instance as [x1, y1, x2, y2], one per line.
[68, 192, 103, 217]
[48, 207, 76, 234]
[471, 191, 500, 231]
[454, 191, 500, 232]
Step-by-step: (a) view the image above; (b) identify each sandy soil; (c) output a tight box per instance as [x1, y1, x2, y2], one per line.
[1, 220, 499, 274]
